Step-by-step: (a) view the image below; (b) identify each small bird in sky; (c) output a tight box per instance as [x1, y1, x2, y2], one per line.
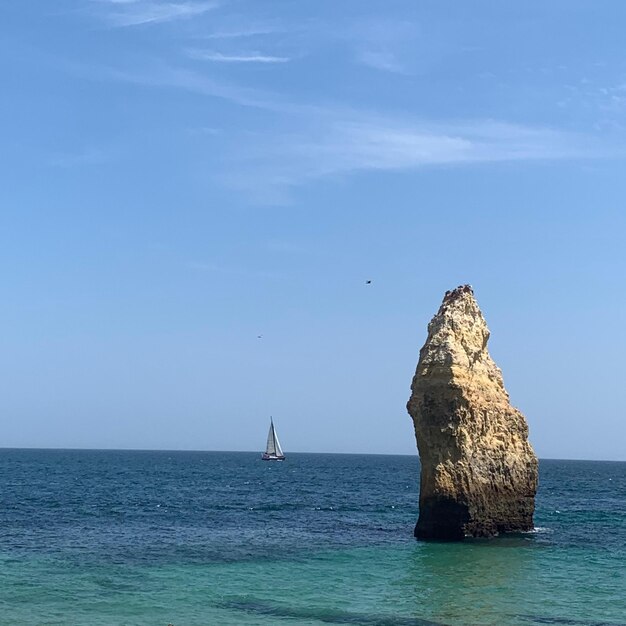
[257, 335, 263, 339]
[365, 280, 372, 284]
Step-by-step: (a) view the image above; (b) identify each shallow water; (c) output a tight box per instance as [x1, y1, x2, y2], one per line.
[0, 451, 624, 625]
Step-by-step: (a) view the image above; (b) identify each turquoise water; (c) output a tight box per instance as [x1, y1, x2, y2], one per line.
[0, 451, 624, 625]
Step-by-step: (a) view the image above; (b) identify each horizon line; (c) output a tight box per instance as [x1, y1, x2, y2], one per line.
[0, 446, 624, 463]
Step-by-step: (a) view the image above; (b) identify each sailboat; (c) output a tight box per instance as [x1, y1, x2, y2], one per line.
[262, 418, 285, 461]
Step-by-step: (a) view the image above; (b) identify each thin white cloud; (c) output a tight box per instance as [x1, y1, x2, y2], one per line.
[102, 63, 325, 114]
[270, 119, 595, 172]
[356, 49, 405, 74]
[102, 1, 217, 27]
[348, 18, 418, 74]
[104, 64, 283, 109]
[215, 118, 609, 202]
[186, 49, 290, 64]
[324, 120, 590, 169]
[203, 27, 281, 40]
[186, 126, 221, 135]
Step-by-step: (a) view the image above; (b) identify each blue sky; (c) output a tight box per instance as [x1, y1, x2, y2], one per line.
[1, 1, 625, 459]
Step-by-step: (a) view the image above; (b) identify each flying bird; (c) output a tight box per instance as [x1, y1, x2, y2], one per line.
[365, 280, 372, 284]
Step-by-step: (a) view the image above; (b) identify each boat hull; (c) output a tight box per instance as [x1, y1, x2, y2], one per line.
[261, 453, 285, 461]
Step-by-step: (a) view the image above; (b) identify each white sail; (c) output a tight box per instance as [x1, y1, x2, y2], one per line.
[265, 422, 277, 456]
[272, 425, 284, 457]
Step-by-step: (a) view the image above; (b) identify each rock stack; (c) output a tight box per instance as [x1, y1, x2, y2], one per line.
[407, 285, 538, 540]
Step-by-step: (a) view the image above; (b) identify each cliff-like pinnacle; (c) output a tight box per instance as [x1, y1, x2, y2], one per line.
[407, 285, 538, 540]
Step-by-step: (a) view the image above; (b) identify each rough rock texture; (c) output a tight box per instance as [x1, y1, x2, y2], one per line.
[407, 285, 538, 540]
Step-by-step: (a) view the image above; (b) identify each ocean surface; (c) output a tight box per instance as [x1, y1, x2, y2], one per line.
[0, 451, 624, 626]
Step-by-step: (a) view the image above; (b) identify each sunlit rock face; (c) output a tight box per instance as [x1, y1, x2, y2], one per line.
[407, 285, 538, 540]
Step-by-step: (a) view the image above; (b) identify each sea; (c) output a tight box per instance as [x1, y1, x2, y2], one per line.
[0, 451, 624, 626]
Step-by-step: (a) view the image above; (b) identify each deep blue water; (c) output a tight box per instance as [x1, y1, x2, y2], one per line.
[0, 450, 624, 625]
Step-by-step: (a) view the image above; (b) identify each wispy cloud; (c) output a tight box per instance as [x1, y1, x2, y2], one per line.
[104, 66, 274, 109]
[102, 63, 322, 113]
[214, 117, 609, 202]
[99, 1, 218, 27]
[186, 49, 289, 64]
[203, 26, 282, 40]
[356, 50, 404, 74]
[349, 18, 418, 74]
[186, 126, 221, 136]
[325, 120, 594, 168]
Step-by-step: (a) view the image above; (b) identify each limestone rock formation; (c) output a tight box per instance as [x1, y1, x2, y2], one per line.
[407, 285, 538, 540]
